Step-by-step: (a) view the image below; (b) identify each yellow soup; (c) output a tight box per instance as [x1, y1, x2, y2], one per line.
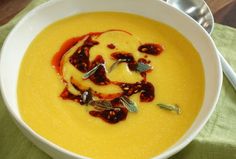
[18, 12, 204, 159]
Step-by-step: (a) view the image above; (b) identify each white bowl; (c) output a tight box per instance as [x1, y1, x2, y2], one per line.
[0, 0, 222, 158]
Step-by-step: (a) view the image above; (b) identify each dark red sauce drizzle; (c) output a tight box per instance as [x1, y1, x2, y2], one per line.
[111, 52, 151, 80]
[52, 30, 164, 124]
[89, 107, 128, 124]
[51, 32, 102, 74]
[111, 52, 134, 62]
[107, 43, 116, 49]
[60, 88, 82, 103]
[89, 55, 110, 85]
[118, 81, 155, 102]
[138, 43, 164, 56]
[89, 98, 128, 124]
[69, 37, 99, 73]
[51, 37, 84, 74]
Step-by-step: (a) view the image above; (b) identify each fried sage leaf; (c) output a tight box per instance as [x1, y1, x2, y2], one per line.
[157, 103, 181, 114]
[136, 62, 152, 73]
[108, 59, 127, 73]
[89, 100, 115, 110]
[81, 90, 115, 110]
[82, 89, 93, 105]
[120, 96, 138, 112]
[83, 63, 104, 79]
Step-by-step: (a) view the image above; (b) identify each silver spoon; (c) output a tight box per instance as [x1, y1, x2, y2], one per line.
[165, 0, 236, 90]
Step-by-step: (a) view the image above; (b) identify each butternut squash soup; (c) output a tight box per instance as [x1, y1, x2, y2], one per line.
[18, 12, 204, 159]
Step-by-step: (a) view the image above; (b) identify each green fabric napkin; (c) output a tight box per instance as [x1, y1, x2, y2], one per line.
[0, 1, 236, 159]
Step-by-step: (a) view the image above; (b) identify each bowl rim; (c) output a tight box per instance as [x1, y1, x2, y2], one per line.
[0, 0, 222, 159]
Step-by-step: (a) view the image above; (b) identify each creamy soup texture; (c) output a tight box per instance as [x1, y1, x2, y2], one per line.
[18, 12, 204, 159]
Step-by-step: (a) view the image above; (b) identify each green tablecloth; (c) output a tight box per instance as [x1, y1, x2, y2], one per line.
[0, 1, 236, 158]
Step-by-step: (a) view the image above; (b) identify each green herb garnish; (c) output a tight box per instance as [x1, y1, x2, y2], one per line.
[108, 59, 127, 73]
[90, 100, 115, 110]
[157, 103, 181, 114]
[120, 96, 138, 112]
[136, 62, 152, 73]
[83, 63, 104, 79]
[81, 89, 116, 110]
[82, 89, 93, 105]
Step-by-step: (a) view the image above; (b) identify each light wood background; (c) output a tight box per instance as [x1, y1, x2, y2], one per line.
[0, 0, 236, 27]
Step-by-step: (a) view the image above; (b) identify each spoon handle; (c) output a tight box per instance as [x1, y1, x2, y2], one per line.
[218, 51, 236, 90]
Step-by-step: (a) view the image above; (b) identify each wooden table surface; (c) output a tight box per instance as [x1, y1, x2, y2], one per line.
[0, 0, 236, 27]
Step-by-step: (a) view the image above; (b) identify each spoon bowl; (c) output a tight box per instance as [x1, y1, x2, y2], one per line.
[167, 0, 214, 33]
[166, 0, 236, 90]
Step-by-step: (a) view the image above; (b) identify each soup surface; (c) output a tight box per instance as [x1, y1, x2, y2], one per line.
[18, 12, 204, 159]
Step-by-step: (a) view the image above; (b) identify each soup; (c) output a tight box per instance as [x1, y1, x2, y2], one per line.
[18, 12, 204, 159]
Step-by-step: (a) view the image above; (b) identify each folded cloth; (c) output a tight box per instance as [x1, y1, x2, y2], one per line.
[0, 1, 236, 159]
